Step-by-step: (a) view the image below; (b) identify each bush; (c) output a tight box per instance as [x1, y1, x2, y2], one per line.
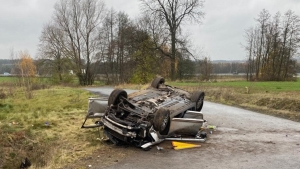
[31, 83, 50, 91]
[51, 73, 75, 85]
[0, 90, 6, 100]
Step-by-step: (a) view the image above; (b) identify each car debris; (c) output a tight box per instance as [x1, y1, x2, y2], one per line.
[156, 146, 164, 150]
[172, 141, 201, 150]
[208, 125, 216, 129]
[81, 76, 207, 150]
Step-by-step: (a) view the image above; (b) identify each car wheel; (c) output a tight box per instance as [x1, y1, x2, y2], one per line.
[153, 108, 170, 135]
[191, 91, 205, 111]
[108, 89, 127, 106]
[151, 77, 165, 88]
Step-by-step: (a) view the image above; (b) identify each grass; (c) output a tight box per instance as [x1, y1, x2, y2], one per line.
[167, 77, 300, 92]
[0, 85, 106, 168]
[0, 76, 18, 82]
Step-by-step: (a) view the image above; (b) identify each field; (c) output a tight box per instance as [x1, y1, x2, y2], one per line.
[168, 77, 300, 92]
[0, 76, 17, 82]
[0, 76, 299, 168]
[0, 82, 114, 168]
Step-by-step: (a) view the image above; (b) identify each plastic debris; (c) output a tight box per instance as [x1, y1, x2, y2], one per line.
[172, 141, 201, 150]
[156, 146, 164, 150]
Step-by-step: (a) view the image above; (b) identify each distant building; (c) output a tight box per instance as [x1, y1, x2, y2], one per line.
[3, 72, 10, 76]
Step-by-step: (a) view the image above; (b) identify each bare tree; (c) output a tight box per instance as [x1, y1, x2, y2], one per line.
[38, 23, 68, 81]
[282, 10, 300, 79]
[98, 10, 135, 84]
[244, 27, 254, 81]
[52, 0, 105, 85]
[199, 57, 213, 81]
[141, 0, 205, 80]
[98, 8, 118, 84]
[244, 9, 300, 81]
[255, 9, 270, 78]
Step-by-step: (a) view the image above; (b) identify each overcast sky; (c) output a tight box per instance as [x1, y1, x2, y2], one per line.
[0, 0, 300, 60]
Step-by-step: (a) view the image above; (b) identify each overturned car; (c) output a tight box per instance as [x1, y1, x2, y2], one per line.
[82, 77, 207, 150]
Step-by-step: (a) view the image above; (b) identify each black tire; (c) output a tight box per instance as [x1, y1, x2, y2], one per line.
[151, 77, 165, 88]
[153, 108, 170, 135]
[191, 91, 205, 111]
[108, 89, 127, 106]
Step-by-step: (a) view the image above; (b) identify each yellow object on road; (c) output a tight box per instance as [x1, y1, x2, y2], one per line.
[172, 141, 201, 150]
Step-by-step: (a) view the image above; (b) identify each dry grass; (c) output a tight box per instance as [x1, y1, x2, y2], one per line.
[0, 86, 110, 168]
[180, 85, 300, 122]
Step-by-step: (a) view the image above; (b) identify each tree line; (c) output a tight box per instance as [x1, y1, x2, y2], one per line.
[37, 0, 205, 85]
[4, 3, 300, 84]
[0, 60, 13, 74]
[244, 9, 300, 81]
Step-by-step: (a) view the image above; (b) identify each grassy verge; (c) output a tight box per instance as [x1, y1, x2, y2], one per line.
[0, 85, 106, 168]
[166, 78, 300, 122]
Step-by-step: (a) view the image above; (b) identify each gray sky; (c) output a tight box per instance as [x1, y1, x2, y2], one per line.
[0, 0, 300, 60]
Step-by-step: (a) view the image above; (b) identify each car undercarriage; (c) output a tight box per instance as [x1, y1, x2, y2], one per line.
[82, 77, 207, 150]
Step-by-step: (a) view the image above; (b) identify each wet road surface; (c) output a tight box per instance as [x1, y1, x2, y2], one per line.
[85, 87, 300, 169]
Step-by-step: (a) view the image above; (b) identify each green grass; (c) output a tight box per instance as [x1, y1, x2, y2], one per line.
[0, 76, 54, 85]
[0, 76, 18, 82]
[0, 76, 108, 87]
[167, 78, 300, 92]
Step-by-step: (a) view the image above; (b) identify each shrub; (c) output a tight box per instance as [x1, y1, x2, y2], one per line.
[0, 90, 6, 100]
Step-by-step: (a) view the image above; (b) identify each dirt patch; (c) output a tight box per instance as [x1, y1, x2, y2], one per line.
[63, 141, 141, 169]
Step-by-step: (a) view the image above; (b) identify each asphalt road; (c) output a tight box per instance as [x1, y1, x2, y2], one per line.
[85, 87, 300, 169]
